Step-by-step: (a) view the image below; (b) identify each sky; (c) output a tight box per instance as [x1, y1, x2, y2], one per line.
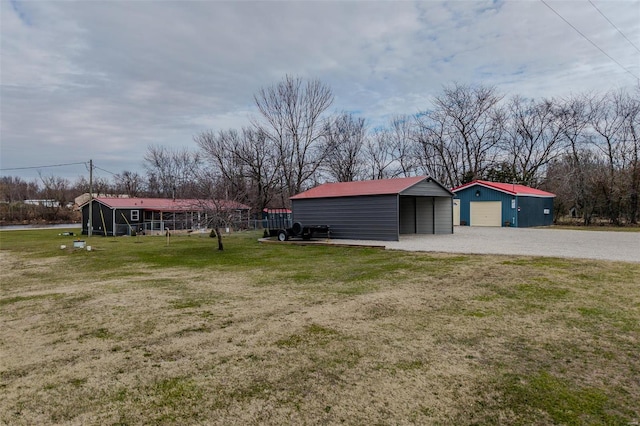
[1, 0, 639, 183]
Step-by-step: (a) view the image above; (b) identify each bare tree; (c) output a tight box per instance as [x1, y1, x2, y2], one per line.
[39, 174, 73, 221]
[322, 113, 367, 182]
[364, 115, 420, 180]
[588, 91, 631, 224]
[114, 170, 144, 197]
[0, 176, 39, 202]
[73, 175, 112, 197]
[233, 128, 281, 210]
[388, 115, 419, 177]
[554, 95, 597, 224]
[619, 90, 640, 223]
[429, 83, 505, 185]
[144, 145, 202, 198]
[546, 151, 605, 225]
[195, 129, 245, 197]
[195, 127, 280, 212]
[252, 75, 333, 199]
[502, 96, 568, 186]
[415, 111, 460, 187]
[190, 169, 250, 251]
[0, 177, 41, 223]
[363, 128, 396, 180]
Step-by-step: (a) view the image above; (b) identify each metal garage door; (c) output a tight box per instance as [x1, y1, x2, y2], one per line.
[470, 201, 501, 226]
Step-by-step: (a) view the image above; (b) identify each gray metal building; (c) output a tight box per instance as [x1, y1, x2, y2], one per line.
[290, 176, 454, 241]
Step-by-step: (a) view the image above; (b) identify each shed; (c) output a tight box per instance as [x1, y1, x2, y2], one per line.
[290, 176, 454, 241]
[80, 197, 250, 236]
[452, 180, 555, 227]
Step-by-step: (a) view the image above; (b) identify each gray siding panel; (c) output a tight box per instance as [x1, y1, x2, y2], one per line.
[399, 196, 416, 234]
[434, 197, 453, 234]
[291, 181, 453, 240]
[401, 179, 452, 197]
[416, 197, 434, 234]
[292, 195, 399, 241]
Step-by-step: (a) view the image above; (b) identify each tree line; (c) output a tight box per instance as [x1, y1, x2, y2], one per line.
[2, 76, 639, 226]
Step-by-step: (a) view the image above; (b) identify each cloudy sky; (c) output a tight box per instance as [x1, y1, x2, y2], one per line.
[1, 0, 639, 182]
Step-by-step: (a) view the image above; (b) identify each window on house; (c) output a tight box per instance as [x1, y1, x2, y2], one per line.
[131, 210, 139, 221]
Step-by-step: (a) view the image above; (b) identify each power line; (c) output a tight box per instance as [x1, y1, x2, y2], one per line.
[1, 160, 126, 181]
[540, 0, 640, 81]
[0, 161, 87, 172]
[93, 165, 117, 176]
[588, 0, 640, 55]
[93, 164, 139, 185]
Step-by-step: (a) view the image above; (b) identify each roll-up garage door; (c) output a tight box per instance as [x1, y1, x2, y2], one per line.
[470, 201, 501, 226]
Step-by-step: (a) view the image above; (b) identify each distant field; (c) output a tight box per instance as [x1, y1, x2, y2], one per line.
[1, 229, 639, 425]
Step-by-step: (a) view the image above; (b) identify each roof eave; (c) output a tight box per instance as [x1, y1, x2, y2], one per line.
[402, 176, 454, 196]
[452, 181, 516, 195]
[291, 176, 453, 200]
[291, 192, 399, 200]
[452, 181, 554, 198]
[79, 198, 114, 209]
[515, 193, 556, 198]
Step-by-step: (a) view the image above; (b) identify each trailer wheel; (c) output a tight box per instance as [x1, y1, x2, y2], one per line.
[277, 230, 288, 241]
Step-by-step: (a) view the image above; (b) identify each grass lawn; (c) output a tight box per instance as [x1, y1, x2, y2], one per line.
[548, 224, 640, 232]
[1, 229, 639, 425]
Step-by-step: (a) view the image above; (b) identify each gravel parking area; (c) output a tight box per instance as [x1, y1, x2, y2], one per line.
[339, 226, 640, 263]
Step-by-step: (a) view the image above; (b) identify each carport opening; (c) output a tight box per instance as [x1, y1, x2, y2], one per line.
[399, 196, 436, 235]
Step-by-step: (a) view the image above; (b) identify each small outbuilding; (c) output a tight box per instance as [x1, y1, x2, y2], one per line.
[80, 197, 250, 236]
[290, 176, 454, 241]
[452, 180, 555, 227]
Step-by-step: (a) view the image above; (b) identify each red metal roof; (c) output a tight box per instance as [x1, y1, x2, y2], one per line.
[89, 197, 250, 211]
[452, 180, 555, 197]
[290, 176, 428, 199]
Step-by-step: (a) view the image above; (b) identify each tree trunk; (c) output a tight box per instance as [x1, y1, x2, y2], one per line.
[214, 226, 224, 251]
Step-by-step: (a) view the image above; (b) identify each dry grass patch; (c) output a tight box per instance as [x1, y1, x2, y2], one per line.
[1, 230, 639, 424]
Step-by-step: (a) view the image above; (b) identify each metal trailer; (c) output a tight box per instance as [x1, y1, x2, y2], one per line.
[265, 208, 330, 241]
[275, 222, 331, 241]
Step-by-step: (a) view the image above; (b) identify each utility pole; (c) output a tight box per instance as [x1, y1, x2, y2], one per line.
[88, 159, 93, 237]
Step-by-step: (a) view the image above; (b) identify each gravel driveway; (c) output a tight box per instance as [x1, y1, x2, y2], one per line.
[339, 227, 640, 263]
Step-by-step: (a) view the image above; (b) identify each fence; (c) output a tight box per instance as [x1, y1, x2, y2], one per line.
[116, 219, 250, 236]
